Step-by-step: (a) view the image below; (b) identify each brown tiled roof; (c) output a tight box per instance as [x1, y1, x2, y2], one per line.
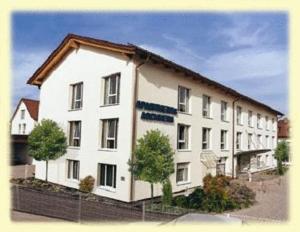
[27, 33, 283, 116]
[278, 118, 289, 138]
[11, 98, 39, 122]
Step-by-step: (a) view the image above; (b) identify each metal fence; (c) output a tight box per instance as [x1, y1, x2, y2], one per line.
[11, 185, 181, 222]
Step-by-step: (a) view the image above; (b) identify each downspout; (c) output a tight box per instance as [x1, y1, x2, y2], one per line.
[130, 54, 151, 202]
[232, 96, 242, 178]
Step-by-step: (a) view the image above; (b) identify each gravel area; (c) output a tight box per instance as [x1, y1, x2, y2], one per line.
[229, 172, 289, 222]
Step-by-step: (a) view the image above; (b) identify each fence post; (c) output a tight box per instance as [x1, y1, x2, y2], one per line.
[142, 201, 145, 221]
[77, 193, 82, 223]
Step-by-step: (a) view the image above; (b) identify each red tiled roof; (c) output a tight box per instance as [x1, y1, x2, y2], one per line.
[11, 98, 39, 122]
[278, 118, 289, 138]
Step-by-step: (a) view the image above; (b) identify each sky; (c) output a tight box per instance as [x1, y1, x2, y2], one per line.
[12, 12, 288, 115]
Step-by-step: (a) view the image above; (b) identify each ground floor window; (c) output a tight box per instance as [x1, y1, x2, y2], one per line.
[67, 160, 80, 180]
[176, 162, 189, 183]
[98, 163, 117, 189]
[216, 157, 226, 175]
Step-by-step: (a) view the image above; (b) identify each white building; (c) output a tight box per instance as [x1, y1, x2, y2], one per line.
[27, 34, 282, 202]
[10, 98, 39, 165]
[11, 98, 39, 135]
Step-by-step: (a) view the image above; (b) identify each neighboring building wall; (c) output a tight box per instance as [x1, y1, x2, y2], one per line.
[133, 62, 278, 201]
[34, 45, 135, 202]
[11, 102, 36, 135]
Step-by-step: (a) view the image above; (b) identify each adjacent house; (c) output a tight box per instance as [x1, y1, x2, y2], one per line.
[277, 117, 290, 163]
[26, 34, 282, 202]
[10, 98, 39, 165]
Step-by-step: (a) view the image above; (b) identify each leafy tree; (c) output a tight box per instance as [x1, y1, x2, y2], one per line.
[128, 130, 174, 204]
[274, 141, 289, 175]
[28, 119, 67, 182]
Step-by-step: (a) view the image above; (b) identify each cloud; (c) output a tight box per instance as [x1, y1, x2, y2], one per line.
[12, 50, 49, 111]
[201, 48, 288, 81]
[212, 15, 274, 48]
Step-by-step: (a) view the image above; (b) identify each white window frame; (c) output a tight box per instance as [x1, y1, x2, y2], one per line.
[216, 157, 226, 175]
[178, 86, 190, 113]
[257, 113, 262, 129]
[202, 127, 211, 150]
[237, 106, 242, 125]
[257, 134, 262, 149]
[248, 133, 253, 150]
[248, 110, 253, 127]
[98, 163, 117, 190]
[177, 124, 190, 150]
[265, 116, 269, 130]
[70, 82, 83, 110]
[202, 95, 211, 118]
[176, 162, 189, 184]
[22, 123, 26, 134]
[103, 73, 120, 106]
[69, 121, 81, 147]
[221, 101, 227, 121]
[20, 109, 25, 119]
[220, 130, 227, 150]
[101, 119, 118, 149]
[67, 159, 80, 180]
[272, 118, 276, 131]
[236, 132, 242, 150]
[18, 124, 21, 134]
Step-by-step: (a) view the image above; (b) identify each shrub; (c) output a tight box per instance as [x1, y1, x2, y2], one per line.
[188, 187, 205, 209]
[172, 195, 189, 208]
[162, 179, 173, 206]
[79, 175, 95, 193]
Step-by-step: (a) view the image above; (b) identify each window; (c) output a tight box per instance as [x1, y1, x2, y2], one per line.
[20, 109, 25, 119]
[202, 127, 211, 150]
[257, 113, 262, 129]
[98, 163, 117, 189]
[103, 73, 120, 105]
[22, 123, 26, 134]
[69, 121, 81, 147]
[101, 119, 118, 149]
[176, 163, 189, 183]
[248, 110, 253, 127]
[202, 95, 211, 118]
[220, 130, 227, 150]
[236, 132, 242, 150]
[237, 106, 242, 125]
[266, 135, 269, 148]
[272, 118, 276, 131]
[177, 124, 190, 150]
[216, 157, 226, 175]
[248, 133, 253, 150]
[221, 101, 227, 121]
[265, 116, 269, 130]
[70, 83, 83, 110]
[67, 160, 80, 180]
[257, 155, 261, 168]
[178, 86, 190, 113]
[18, 124, 21, 134]
[257, 134, 262, 149]
[272, 136, 275, 149]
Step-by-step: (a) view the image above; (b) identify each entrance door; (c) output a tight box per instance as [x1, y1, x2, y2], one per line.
[238, 155, 251, 173]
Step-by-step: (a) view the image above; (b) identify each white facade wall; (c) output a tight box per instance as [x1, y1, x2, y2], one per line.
[11, 102, 36, 135]
[34, 45, 278, 202]
[34, 46, 135, 202]
[133, 63, 278, 200]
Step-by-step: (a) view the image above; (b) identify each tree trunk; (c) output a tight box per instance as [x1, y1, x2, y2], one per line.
[45, 160, 48, 182]
[150, 183, 154, 208]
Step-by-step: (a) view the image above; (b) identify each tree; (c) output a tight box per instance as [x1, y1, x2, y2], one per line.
[274, 141, 289, 175]
[28, 119, 67, 182]
[162, 179, 173, 207]
[128, 130, 174, 204]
